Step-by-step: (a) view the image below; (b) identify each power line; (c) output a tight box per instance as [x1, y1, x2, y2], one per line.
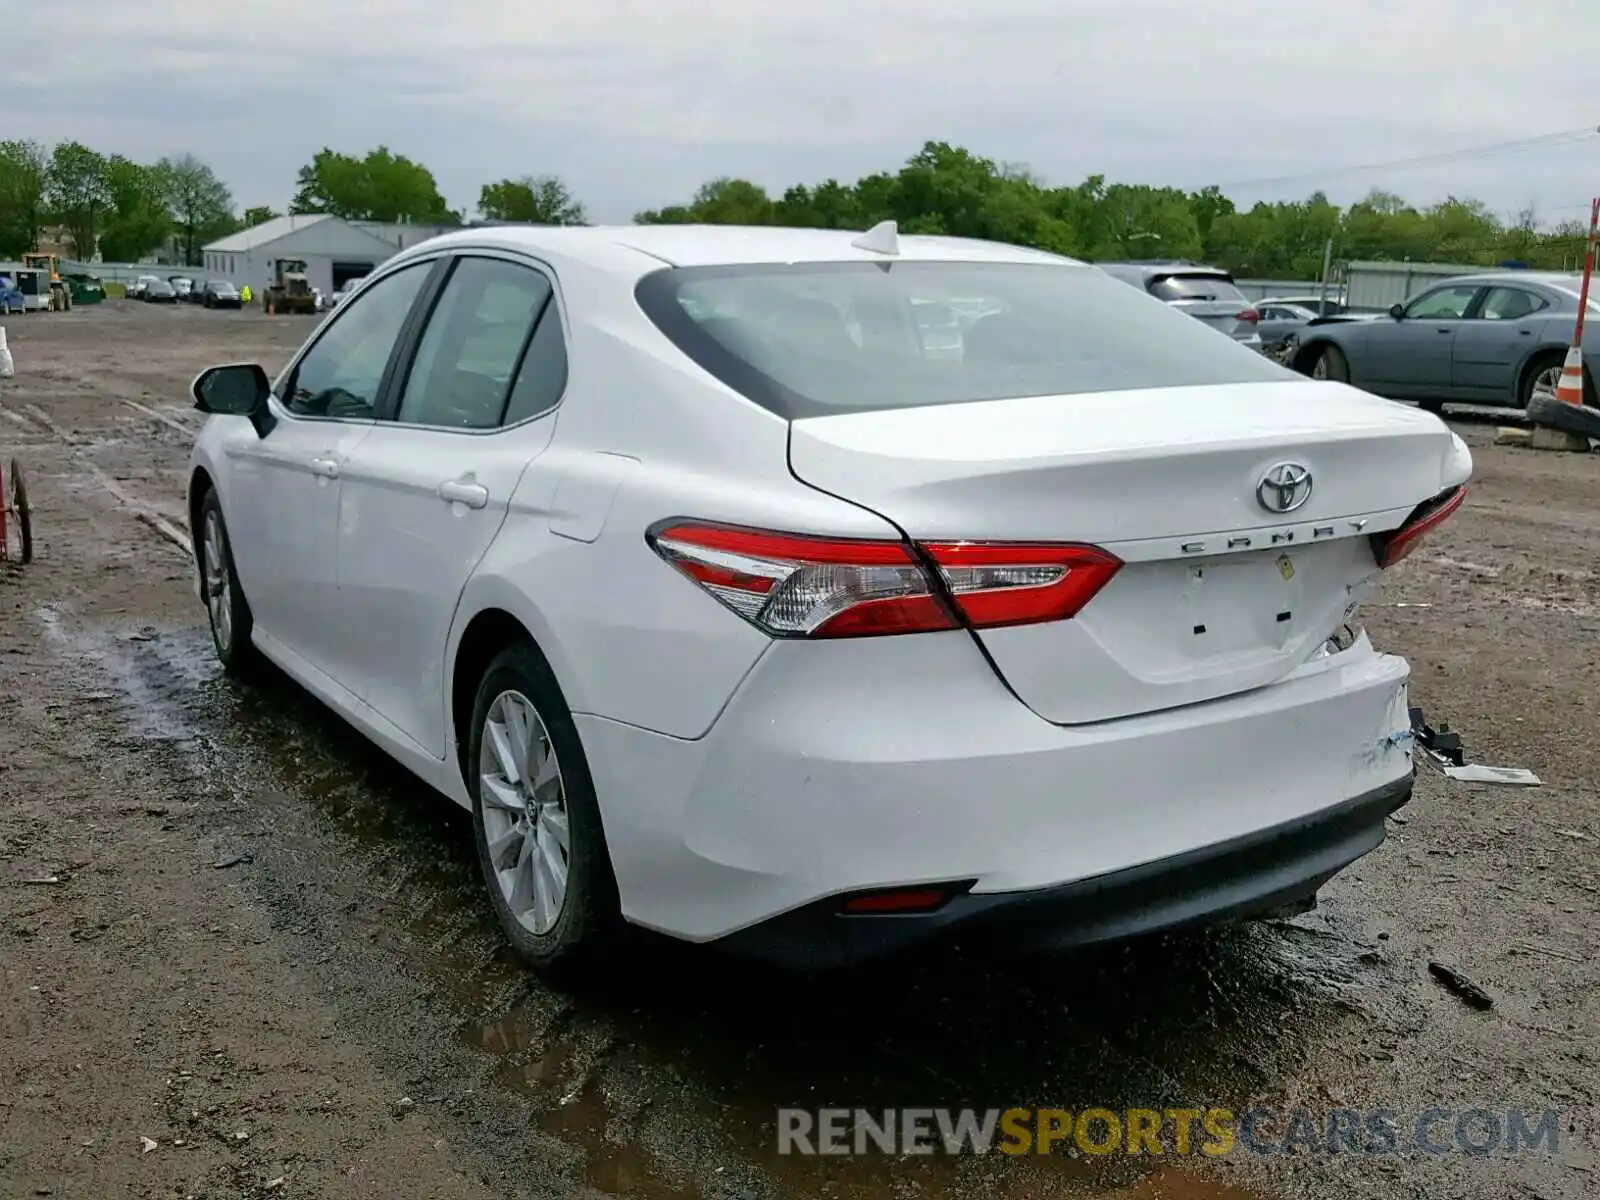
[1216, 126, 1600, 191]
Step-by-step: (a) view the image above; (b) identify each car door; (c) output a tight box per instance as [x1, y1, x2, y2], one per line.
[221, 259, 435, 678]
[1450, 284, 1550, 401]
[334, 252, 568, 757]
[1367, 283, 1483, 395]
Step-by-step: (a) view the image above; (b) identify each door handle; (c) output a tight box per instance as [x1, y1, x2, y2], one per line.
[1436, 327, 1453, 334]
[309, 456, 339, 478]
[439, 480, 489, 509]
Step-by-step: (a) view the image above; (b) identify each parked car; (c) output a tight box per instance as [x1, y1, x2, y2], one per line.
[1288, 271, 1599, 411]
[143, 279, 178, 304]
[186, 224, 1470, 972]
[1095, 262, 1264, 350]
[203, 280, 242, 309]
[1255, 301, 1320, 351]
[128, 274, 161, 300]
[329, 276, 366, 308]
[1263, 293, 1346, 318]
[169, 276, 196, 301]
[0, 274, 24, 314]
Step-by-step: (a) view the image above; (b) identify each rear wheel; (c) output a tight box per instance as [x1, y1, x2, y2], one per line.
[1519, 353, 1566, 409]
[1311, 344, 1349, 383]
[468, 641, 617, 972]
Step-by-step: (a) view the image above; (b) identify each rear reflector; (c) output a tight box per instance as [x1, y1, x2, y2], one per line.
[648, 522, 1122, 638]
[1371, 486, 1467, 568]
[840, 888, 956, 914]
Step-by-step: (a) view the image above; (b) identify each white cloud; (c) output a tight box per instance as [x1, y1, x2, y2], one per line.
[11, 0, 1599, 222]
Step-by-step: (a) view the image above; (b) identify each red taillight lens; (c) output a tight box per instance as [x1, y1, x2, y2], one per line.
[1237, 307, 1260, 323]
[647, 523, 1122, 638]
[923, 541, 1123, 629]
[1371, 486, 1467, 568]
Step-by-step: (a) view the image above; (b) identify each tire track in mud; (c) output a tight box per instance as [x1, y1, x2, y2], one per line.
[14, 400, 193, 557]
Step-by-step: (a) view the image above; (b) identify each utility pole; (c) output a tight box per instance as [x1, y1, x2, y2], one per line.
[1317, 238, 1334, 315]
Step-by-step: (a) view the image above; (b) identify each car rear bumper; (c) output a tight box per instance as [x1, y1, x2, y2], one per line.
[716, 773, 1410, 968]
[577, 630, 1414, 964]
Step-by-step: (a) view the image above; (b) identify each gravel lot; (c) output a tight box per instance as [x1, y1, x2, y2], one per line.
[1, 302, 1596, 1200]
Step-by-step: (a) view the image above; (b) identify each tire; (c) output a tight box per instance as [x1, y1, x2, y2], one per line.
[1527, 391, 1600, 440]
[196, 489, 259, 676]
[1519, 353, 1598, 409]
[7, 459, 31, 564]
[467, 641, 618, 972]
[1311, 344, 1350, 383]
[1519, 352, 1566, 409]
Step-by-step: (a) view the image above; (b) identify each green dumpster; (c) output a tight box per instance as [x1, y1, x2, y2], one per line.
[66, 274, 106, 305]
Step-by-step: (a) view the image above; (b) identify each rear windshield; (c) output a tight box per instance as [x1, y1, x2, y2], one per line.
[1147, 273, 1247, 303]
[634, 261, 1288, 419]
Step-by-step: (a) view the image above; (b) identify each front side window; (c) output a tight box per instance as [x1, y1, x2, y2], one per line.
[283, 261, 431, 419]
[635, 260, 1290, 419]
[1405, 285, 1481, 320]
[395, 257, 555, 430]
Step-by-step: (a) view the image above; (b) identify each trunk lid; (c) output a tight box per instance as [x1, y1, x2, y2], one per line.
[1169, 298, 1255, 340]
[789, 379, 1464, 724]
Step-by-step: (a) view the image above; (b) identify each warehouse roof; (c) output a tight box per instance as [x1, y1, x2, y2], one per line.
[203, 214, 396, 256]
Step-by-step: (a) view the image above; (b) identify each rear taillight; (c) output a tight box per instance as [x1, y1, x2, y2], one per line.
[1236, 307, 1260, 323]
[647, 522, 1122, 638]
[1371, 486, 1467, 568]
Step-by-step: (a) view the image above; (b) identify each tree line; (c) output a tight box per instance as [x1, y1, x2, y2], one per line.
[3, 138, 1590, 275]
[633, 142, 1595, 277]
[0, 140, 589, 265]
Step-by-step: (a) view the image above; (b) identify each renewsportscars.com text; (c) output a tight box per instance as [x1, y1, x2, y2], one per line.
[777, 1106, 1561, 1158]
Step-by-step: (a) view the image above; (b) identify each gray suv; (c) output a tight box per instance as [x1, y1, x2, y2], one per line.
[1096, 262, 1264, 351]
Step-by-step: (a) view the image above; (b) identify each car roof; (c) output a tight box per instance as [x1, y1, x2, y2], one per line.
[1095, 261, 1232, 277]
[1435, 271, 1581, 288]
[393, 223, 1084, 272]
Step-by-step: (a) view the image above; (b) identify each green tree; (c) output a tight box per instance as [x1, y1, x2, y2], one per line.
[477, 175, 586, 225]
[98, 156, 172, 263]
[0, 140, 49, 258]
[157, 154, 235, 264]
[242, 205, 279, 228]
[637, 177, 774, 225]
[45, 141, 110, 260]
[292, 146, 457, 223]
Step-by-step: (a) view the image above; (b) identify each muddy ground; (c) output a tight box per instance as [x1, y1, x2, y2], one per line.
[0, 302, 1595, 1200]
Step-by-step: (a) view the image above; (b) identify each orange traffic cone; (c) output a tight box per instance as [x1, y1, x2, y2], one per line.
[1554, 345, 1585, 406]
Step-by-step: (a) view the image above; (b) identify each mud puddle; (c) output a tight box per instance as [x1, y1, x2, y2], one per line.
[59, 611, 1410, 1199]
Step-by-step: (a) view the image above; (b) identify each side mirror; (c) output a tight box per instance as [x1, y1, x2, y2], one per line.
[1388, 303, 1406, 320]
[191, 363, 275, 438]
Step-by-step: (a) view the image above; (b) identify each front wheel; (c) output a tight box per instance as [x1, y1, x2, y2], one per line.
[468, 641, 618, 972]
[1311, 344, 1350, 383]
[197, 490, 259, 675]
[5, 459, 31, 564]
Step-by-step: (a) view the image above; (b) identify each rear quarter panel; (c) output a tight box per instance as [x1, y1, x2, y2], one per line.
[448, 258, 905, 744]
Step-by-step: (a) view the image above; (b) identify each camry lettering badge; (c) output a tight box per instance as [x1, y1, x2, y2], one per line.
[1256, 462, 1313, 514]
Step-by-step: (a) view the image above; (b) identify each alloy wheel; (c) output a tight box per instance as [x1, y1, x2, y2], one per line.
[203, 509, 232, 654]
[478, 690, 571, 935]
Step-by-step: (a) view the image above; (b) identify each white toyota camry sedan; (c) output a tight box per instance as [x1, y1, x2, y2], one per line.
[186, 222, 1471, 971]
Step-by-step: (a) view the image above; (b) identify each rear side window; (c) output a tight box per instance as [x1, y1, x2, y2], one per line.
[1147, 274, 1247, 303]
[396, 257, 552, 430]
[635, 261, 1289, 419]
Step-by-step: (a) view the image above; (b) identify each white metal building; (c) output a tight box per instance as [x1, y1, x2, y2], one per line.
[201, 215, 400, 299]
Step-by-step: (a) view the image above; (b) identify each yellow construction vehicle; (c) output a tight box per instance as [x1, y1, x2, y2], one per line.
[264, 258, 318, 315]
[22, 253, 71, 311]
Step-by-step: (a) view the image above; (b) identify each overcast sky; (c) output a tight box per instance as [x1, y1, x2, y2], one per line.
[14, 0, 1600, 226]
